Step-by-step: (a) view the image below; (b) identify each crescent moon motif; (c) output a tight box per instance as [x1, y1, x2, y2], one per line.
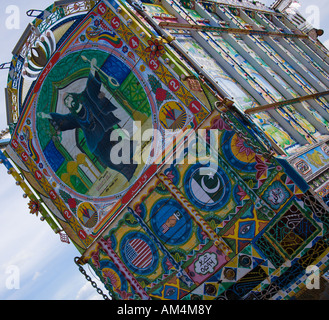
[201, 175, 221, 194]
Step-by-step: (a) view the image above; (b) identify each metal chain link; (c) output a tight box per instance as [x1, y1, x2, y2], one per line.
[74, 257, 111, 300]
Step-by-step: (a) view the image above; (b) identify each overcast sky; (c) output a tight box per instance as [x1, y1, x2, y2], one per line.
[0, 0, 329, 300]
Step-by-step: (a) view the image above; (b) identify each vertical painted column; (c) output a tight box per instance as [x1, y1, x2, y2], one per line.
[213, 5, 240, 28]
[271, 14, 329, 73]
[253, 11, 274, 30]
[270, 13, 296, 33]
[294, 38, 329, 74]
[194, 2, 327, 130]
[264, 36, 329, 100]
[256, 12, 280, 32]
[276, 37, 329, 88]
[239, 8, 269, 31]
[242, 35, 329, 122]
[190, 3, 324, 140]
[251, 11, 329, 96]
[162, 1, 321, 144]
[221, 34, 329, 134]
[303, 38, 329, 68]
[191, 31, 308, 145]
[277, 14, 329, 67]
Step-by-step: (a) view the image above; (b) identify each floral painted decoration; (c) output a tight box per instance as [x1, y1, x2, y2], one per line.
[28, 199, 40, 216]
[148, 74, 174, 108]
[145, 38, 165, 60]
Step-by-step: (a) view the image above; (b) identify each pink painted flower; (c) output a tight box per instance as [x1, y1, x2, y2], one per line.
[210, 116, 232, 131]
[103, 269, 118, 288]
[165, 170, 175, 182]
[255, 155, 268, 180]
[155, 87, 167, 101]
[165, 257, 174, 270]
[91, 251, 100, 269]
[105, 237, 112, 247]
[116, 288, 133, 300]
[236, 184, 247, 201]
[200, 230, 208, 240]
[235, 135, 255, 158]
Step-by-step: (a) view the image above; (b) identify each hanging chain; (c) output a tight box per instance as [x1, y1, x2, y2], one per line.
[74, 257, 111, 300]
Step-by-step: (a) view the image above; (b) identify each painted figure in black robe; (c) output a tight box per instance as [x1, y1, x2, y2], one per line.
[39, 58, 137, 181]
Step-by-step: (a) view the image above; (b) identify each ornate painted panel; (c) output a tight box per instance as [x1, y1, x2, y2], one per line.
[7, 0, 213, 249]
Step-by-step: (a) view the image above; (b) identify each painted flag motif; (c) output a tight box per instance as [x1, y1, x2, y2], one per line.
[190, 169, 223, 204]
[161, 223, 170, 234]
[125, 238, 153, 269]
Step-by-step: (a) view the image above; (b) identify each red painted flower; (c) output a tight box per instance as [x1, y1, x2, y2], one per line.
[28, 199, 40, 216]
[68, 198, 77, 209]
[155, 87, 167, 101]
[145, 38, 165, 60]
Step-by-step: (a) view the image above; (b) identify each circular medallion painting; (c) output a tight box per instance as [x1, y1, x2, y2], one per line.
[120, 232, 159, 275]
[159, 101, 187, 130]
[184, 162, 231, 211]
[34, 47, 155, 201]
[150, 198, 193, 245]
[77, 202, 98, 228]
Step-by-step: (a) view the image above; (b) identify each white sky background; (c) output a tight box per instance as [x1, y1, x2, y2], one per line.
[0, 0, 328, 300]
